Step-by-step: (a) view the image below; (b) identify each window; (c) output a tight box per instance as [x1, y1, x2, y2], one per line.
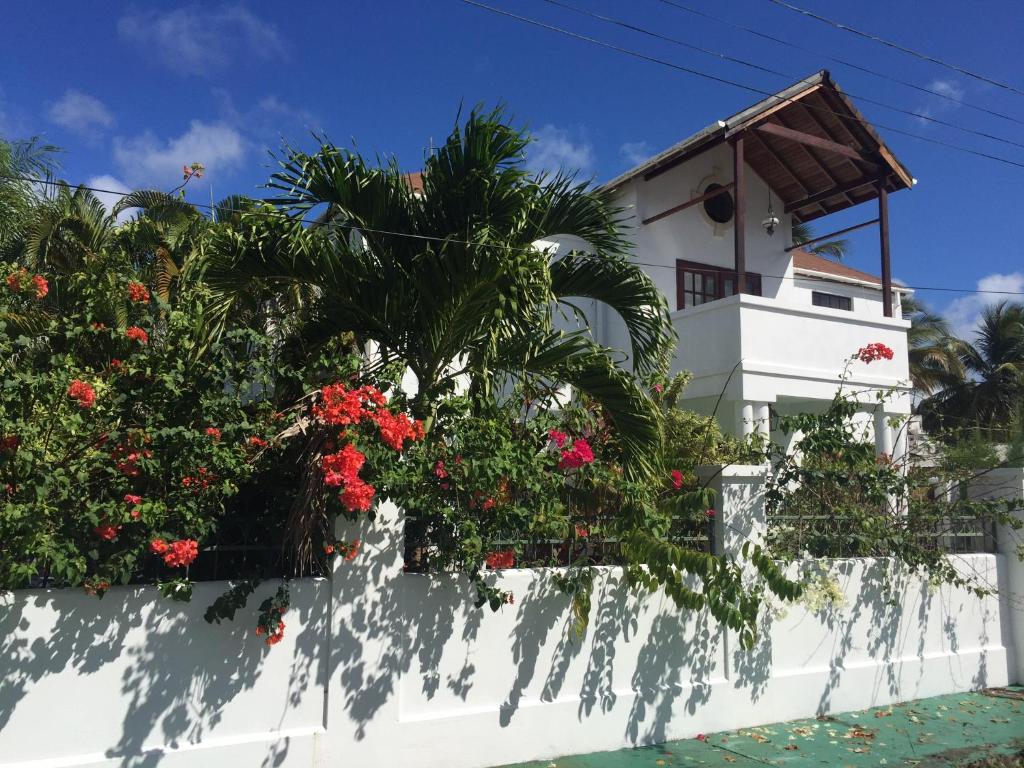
[812, 291, 852, 311]
[676, 260, 762, 310]
[702, 183, 734, 224]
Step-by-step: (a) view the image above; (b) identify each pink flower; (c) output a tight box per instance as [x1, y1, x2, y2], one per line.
[705, 508, 716, 519]
[124, 494, 143, 505]
[559, 438, 595, 470]
[434, 460, 448, 479]
[653, 383, 664, 393]
[856, 342, 894, 364]
[695, 733, 707, 742]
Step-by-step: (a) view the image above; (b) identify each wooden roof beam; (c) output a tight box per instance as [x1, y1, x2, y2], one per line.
[755, 122, 881, 172]
[784, 177, 875, 213]
[785, 217, 879, 252]
[747, 131, 829, 218]
[641, 182, 735, 225]
[797, 102, 878, 180]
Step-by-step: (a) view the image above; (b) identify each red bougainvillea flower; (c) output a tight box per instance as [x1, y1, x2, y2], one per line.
[1, 435, 18, 453]
[485, 550, 515, 570]
[322, 443, 366, 487]
[855, 342, 894, 364]
[205, 426, 222, 441]
[94, 522, 121, 541]
[110, 358, 122, 369]
[83, 579, 111, 596]
[695, 733, 707, 742]
[248, 435, 268, 448]
[344, 539, 361, 561]
[31, 274, 48, 299]
[372, 410, 417, 451]
[313, 383, 380, 426]
[548, 429, 568, 448]
[67, 379, 97, 409]
[340, 478, 375, 512]
[163, 539, 199, 568]
[705, 508, 716, 519]
[4, 270, 19, 290]
[558, 438, 595, 471]
[127, 281, 150, 303]
[149, 538, 169, 554]
[434, 460, 448, 479]
[125, 326, 149, 344]
[124, 494, 143, 505]
[575, 525, 589, 538]
[671, 469, 684, 489]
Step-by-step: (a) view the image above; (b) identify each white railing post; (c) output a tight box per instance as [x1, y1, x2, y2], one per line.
[969, 467, 1024, 685]
[698, 465, 769, 557]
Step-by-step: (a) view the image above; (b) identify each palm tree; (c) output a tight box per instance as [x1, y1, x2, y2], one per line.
[192, 107, 675, 477]
[791, 220, 849, 260]
[0, 137, 59, 261]
[903, 295, 965, 395]
[921, 301, 1024, 441]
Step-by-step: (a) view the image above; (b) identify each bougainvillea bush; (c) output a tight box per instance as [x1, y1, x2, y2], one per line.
[0, 258, 280, 599]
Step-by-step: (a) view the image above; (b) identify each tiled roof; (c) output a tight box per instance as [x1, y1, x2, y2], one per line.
[405, 171, 424, 193]
[792, 249, 883, 286]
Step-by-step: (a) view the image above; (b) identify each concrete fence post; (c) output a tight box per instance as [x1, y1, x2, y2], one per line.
[697, 464, 769, 557]
[969, 467, 1024, 685]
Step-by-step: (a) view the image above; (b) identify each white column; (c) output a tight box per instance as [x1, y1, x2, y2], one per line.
[754, 402, 770, 440]
[874, 409, 893, 458]
[737, 401, 754, 439]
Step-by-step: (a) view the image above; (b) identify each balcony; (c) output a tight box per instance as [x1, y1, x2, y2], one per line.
[671, 293, 911, 410]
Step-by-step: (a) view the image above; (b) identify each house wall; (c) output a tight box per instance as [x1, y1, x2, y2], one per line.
[3, 469, 1021, 768]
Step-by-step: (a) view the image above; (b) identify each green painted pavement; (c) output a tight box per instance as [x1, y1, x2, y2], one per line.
[495, 689, 1024, 768]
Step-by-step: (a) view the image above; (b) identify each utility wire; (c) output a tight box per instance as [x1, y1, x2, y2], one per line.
[5, 172, 1024, 299]
[458, 0, 1024, 171]
[654, 0, 1024, 129]
[766, 0, 1024, 99]
[538, 0, 1024, 151]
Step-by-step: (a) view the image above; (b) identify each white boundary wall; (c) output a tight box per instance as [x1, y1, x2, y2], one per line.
[2, 466, 1021, 768]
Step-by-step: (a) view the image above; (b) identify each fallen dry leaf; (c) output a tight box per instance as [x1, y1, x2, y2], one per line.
[784, 744, 799, 751]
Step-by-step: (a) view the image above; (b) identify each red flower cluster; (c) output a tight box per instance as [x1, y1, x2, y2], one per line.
[856, 342, 894, 364]
[548, 429, 568, 448]
[5, 268, 48, 299]
[705, 508, 716, 519]
[248, 435, 269, 448]
[485, 549, 515, 569]
[111, 442, 152, 477]
[205, 426, 221, 441]
[322, 443, 366, 487]
[340, 480, 375, 512]
[84, 579, 111, 596]
[181, 467, 212, 491]
[151, 538, 199, 568]
[125, 494, 143, 518]
[324, 538, 361, 561]
[94, 522, 121, 541]
[257, 620, 287, 646]
[670, 469, 684, 490]
[67, 379, 97, 409]
[125, 326, 149, 345]
[558, 438, 595, 471]
[313, 383, 385, 426]
[1, 435, 18, 453]
[127, 282, 150, 303]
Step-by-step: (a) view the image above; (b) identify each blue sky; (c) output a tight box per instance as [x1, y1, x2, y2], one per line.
[2, 1, 1022, 335]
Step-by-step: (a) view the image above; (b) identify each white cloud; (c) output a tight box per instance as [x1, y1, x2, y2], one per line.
[117, 5, 285, 76]
[48, 90, 114, 136]
[87, 175, 135, 224]
[915, 79, 966, 123]
[943, 271, 1024, 340]
[619, 141, 651, 167]
[527, 125, 594, 176]
[113, 120, 246, 187]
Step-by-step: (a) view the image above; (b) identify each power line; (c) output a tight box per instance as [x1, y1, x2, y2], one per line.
[540, 0, 1024, 152]
[653, 0, 1024, 129]
[765, 0, 1024, 99]
[458, 0, 1024, 171]
[6, 172, 1024, 299]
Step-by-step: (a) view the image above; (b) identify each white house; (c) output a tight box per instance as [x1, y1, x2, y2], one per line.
[596, 71, 914, 458]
